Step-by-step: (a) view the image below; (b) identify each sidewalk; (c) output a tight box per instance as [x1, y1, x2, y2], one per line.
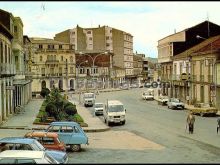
[0, 96, 110, 132]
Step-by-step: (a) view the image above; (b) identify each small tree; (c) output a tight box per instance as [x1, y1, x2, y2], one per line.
[64, 105, 77, 116]
[40, 88, 50, 98]
[45, 102, 58, 119]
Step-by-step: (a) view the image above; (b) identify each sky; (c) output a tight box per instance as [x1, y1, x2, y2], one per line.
[0, 1, 220, 58]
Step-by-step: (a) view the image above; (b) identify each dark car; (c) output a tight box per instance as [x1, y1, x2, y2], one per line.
[0, 137, 68, 164]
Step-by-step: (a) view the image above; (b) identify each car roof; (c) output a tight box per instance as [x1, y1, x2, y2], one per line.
[108, 100, 123, 106]
[25, 131, 58, 138]
[50, 121, 79, 126]
[0, 137, 36, 144]
[95, 103, 103, 105]
[0, 150, 44, 158]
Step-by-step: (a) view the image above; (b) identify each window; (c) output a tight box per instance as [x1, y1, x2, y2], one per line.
[48, 45, 54, 49]
[39, 44, 43, 49]
[70, 56, 73, 62]
[42, 137, 55, 145]
[0, 158, 16, 164]
[60, 126, 73, 133]
[80, 68, 84, 74]
[89, 37, 92, 41]
[59, 45, 62, 49]
[14, 26, 17, 33]
[70, 67, 73, 74]
[47, 126, 60, 132]
[41, 68, 45, 76]
[40, 56, 42, 62]
[87, 31, 91, 34]
[106, 36, 110, 40]
[61, 56, 63, 61]
[17, 159, 36, 164]
[106, 43, 110, 47]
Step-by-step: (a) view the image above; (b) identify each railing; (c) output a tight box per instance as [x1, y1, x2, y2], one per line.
[191, 75, 197, 82]
[200, 75, 204, 82]
[172, 74, 180, 81]
[208, 75, 213, 83]
[0, 63, 16, 75]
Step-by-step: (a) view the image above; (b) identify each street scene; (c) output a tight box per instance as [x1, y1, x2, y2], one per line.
[1, 1, 220, 164]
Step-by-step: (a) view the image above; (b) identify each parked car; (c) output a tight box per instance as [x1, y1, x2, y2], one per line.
[120, 84, 129, 90]
[0, 150, 59, 164]
[0, 137, 68, 164]
[142, 89, 154, 100]
[191, 103, 218, 117]
[94, 103, 104, 116]
[167, 98, 185, 110]
[158, 95, 169, 105]
[130, 84, 138, 88]
[24, 131, 66, 152]
[45, 121, 89, 152]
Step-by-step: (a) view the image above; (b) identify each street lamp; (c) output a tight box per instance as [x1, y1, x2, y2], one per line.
[76, 60, 88, 104]
[79, 51, 108, 89]
[196, 35, 207, 40]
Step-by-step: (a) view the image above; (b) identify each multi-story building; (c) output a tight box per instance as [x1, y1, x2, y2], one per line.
[133, 54, 144, 84]
[158, 21, 220, 98]
[75, 51, 114, 90]
[0, 9, 32, 124]
[54, 25, 134, 86]
[29, 38, 75, 95]
[172, 35, 220, 110]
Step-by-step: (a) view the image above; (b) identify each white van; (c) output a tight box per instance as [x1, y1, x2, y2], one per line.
[83, 93, 95, 107]
[103, 100, 126, 126]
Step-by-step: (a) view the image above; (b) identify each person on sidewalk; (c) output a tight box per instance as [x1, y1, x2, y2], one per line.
[186, 111, 195, 134]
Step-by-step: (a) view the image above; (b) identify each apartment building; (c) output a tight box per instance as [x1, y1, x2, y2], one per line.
[172, 35, 220, 110]
[133, 54, 144, 84]
[29, 38, 75, 94]
[54, 25, 134, 85]
[0, 9, 32, 124]
[158, 21, 220, 97]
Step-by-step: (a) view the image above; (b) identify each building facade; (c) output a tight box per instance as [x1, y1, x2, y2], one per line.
[54, 25, 134, 85]
[30, 38, 75, 95]
[0, 9, 32, 124]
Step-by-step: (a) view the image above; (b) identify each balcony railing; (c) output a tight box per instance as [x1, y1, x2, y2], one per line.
[192, 75, 197, 82]
[0, 63, 16, 76]
[208, 75, 213, 83]
[200, 75, 204, 82]
[172, 74, 180, 81]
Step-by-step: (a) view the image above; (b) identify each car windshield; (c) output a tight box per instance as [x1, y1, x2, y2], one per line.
[95, 104, 103, 108]
[33, 140, 46, 151]
[84, 94, 94, 98]
[108, 105, 124, 112]
[172, 98, 180, 103]
[45, 153, 58, 164]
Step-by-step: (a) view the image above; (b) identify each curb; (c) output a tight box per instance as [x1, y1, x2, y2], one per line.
[0, 126, 111, 132]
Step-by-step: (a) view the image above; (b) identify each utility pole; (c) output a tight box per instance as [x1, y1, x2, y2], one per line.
[65, 59, 68, 99]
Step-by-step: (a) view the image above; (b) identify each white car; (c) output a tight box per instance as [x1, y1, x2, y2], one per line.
[0, 150, 59, 164]
[158, 95, 169, 105]
[142, 90, 154, 100]
[167, 98, 185, 110]
[94, 103, 104, 116]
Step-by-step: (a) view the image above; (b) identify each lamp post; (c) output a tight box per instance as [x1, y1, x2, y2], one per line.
[76, 60, 88, 104]
[79, 51, 108, 90]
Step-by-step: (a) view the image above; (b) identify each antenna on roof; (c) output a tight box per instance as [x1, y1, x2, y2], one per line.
[207, 12, 210, 37]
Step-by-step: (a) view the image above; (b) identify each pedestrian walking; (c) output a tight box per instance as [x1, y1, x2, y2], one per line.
[217, 117, 220, 134]
[186, 111, 195, 134]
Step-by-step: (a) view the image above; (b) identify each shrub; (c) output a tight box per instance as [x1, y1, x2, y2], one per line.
[45, 102, 58, 117]
[40, 88, 50, 98]
[64, 105, 77, 116]
[73, 113, 84, 123]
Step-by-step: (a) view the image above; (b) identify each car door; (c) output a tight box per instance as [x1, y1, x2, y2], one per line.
[57, 125, 73, 144]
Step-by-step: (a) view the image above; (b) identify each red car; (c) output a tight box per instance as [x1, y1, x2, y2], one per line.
[24, 131, 66, 152]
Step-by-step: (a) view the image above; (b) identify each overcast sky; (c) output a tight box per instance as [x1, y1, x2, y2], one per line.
[1, 1, 220, 58]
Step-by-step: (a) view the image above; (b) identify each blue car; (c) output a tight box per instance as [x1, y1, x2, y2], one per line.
[0, 137, 68, 164]
[45, 121, 89, 152]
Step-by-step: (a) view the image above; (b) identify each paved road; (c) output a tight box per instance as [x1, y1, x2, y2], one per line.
[72, 88, 220, 163]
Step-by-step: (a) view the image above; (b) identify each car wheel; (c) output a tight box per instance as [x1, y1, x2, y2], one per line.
[70, 144, 81, 152]
[107, 121, 111, 126]
[121, 121, 125, 125]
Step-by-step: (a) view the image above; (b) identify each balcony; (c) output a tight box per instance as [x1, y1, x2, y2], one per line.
[208, 75, 213, 83]
[172, 74, 180, 81]
[45, 60, 59, 64]
[0, 63, 16, 77]
[200, 75, 204, 82]
[192, 75, 197, 82]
